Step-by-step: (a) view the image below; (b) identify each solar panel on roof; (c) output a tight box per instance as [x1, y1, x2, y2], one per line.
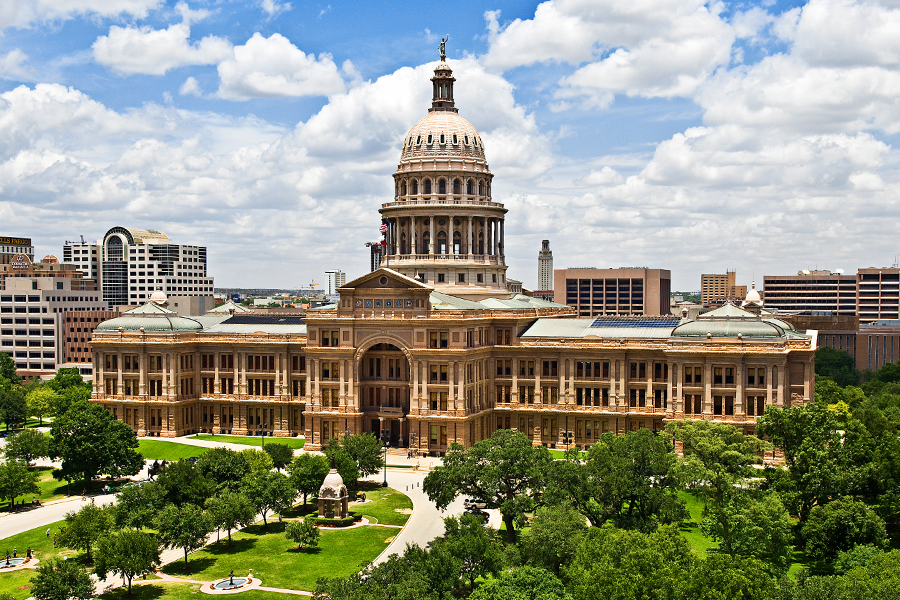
[590, 317, 680, 328]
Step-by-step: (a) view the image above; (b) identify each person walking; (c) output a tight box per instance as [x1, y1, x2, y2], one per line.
[45, 528, 50, 538]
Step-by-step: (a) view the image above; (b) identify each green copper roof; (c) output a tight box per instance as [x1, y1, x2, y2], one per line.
[96, 302, 203, 332]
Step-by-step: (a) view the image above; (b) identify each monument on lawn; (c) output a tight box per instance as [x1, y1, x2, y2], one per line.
[318, 467, 349, 519]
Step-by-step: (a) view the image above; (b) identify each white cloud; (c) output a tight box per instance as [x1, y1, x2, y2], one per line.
[0, 0, 161, 29]
[260, 0, 291, 17]
[93, 17, 233, 76]
[0, 49, 32, 81]
[215, 33, 346, 99]
[179, 76, 202, 96]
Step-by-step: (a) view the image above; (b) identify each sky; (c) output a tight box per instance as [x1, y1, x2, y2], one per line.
[1, 0, 899, 292]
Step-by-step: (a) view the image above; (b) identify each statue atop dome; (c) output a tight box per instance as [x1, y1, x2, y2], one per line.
[439, 35, 449, 61]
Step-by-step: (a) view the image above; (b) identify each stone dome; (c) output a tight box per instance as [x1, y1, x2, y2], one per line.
[95, 301, 203, 332]
[318, 469, 348, 500]
[149, 288, 168, 304]
[400, 110, 486, 162]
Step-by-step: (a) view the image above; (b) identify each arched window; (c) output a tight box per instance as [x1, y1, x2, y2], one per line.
[423, 231, 431, 254]
[424, 179, 432, 194]
[427, 134, 433, 144]
[412, 180, 419, 195]
[416, 135, 421, 145]
[452, 134, 458, 144]
[466, 179, 473, 195]
[438, 179, 446, 194]
[453, 179, 460, 194]
[440, 133, 445, 144]
[437, 231, 447, 255]
[401, 181, 407, 196]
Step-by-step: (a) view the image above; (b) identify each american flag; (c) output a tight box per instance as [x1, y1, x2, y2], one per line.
[379, 223, 388, 234]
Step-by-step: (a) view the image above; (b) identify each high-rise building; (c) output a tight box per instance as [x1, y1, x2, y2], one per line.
[554, 267, 672, 317]
[700, 271, 747, 306]
[538, 240, 553, 292]
[325, 269, 346, 296]
[857, 268, 900, 323]
[0, 254, 96, 291]
[62, 227, 215, 316]
[0, 236, 34, 265]
[763, 270, 857, 316]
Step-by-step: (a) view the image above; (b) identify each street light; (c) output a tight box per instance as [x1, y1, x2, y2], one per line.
[562, 430, 573, 451]
[261, 422, 267, 447]
[380, 428, 390, 488]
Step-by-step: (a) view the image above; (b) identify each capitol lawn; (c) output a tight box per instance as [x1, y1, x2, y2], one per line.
[192, 435, 306, 450]
[137, 440, 210, 461]
[0, 518, 81, 600]
[100, 583, 288, 600]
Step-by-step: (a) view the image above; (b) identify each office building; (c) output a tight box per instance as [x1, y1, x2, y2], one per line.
[537, 240, 553, 293]
[1, 276, 113, 379]
[554, 267, 672, 317]
[62, 227, 215, 316]
[701, 271, 747, 306]
[325, 270, 347, 296]
[763, 270, 857, 316]
[90, 57, 814, 450]
[856, 268, 900, 324]
[0, 237, 34, 265]
[1, 254, 96, 291]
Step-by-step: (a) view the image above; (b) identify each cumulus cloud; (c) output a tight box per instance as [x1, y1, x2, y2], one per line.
[259, 0, 291, 17]
[179, 76, 202, 96]
[0, 0, 161, 29]
[0, 50, 32, 81]
[92, 5, 232, 76]
[215, 33, 346, 99]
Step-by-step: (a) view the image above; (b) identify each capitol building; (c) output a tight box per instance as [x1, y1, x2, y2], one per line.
[89, 58, 816, 452]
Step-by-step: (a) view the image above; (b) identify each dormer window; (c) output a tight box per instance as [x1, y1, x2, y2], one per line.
[440, 133, 445, 144]
[473, 137, 478, 147]
[427, 134, 433, 144]
[416, 135, 421, 144]
[464, 135, 469, 144]
[452, 134, 458, 144]
[408, 137, 413, 146]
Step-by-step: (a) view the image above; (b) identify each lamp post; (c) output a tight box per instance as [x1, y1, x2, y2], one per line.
[380, 428, 390, 488]
[261, 423, 267, 447]
[562, 430, 573, 451]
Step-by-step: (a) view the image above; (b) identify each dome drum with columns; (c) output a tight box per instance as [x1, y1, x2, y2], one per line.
[379, 59, 509, 300]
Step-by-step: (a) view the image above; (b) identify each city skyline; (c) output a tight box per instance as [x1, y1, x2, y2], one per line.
[1, 0, 898, 290]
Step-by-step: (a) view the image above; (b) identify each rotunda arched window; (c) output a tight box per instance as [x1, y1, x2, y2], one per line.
[401, 181, 407, 196]
[466, 180, 473, 195]
[452, 134, 458, 144]
[438, 179, 446, 194]
[440, 134, 445, 144]
[424, 180, 432, 195]
[427, 134, 433, 144]
[453, 179, 460, 194]
[412, 180, 419, 195]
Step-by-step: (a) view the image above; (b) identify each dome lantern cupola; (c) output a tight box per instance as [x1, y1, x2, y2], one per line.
[430, 61, 457, 113]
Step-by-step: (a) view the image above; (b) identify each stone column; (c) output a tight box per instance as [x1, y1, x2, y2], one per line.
[535, 363, 542, 404]
[511, 358, 519, 402]
[766, 364, 773, 406]
[776, 364, 784, 407]
[675, 361, 683, 411]
[467, 216, 473, 257]
[429, 218, 435, 255]
[735, 362, 744, 416]
[500, 220, 505, 258]
[449, 215, 454, 256]
[703, 363, 712, 414]
[139, 353, 146, 396]
[667, 362, 674, 411]
[411, 216, 417, 255]
[339, 360, 346, 408]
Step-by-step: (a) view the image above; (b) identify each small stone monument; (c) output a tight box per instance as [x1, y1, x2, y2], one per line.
[318, 462, 349, 519]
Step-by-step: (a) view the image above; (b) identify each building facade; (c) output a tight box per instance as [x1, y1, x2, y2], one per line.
[762, 271, 858, 316]
[701, 271, 747, 306]
[89, 58, 815, 451]
[538, 240, 553, 293]
[62, 227, 214, 315]
[554, 267, 672, 317]
[0, 237, 34, 265]
[325, 270, 347, 296]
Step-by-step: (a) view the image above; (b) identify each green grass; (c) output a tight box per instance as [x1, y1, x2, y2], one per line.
[548, 449, 587, 459]
[678, 491, 718, 556]
[161, 521, 393, 592]
[100, 582, 290, 600]
[138, 440, 210, 461]
[355, 487, 413, 526]
[192, 435, 305, 450]
[0, 519, 82, 600]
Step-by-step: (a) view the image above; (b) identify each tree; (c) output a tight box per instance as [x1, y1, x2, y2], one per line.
[0, 459, 39, 507]
[519, 504, 586, 576]
[94, 528, 161, 593]
[285, 518, 319, 550]
[675, 553, 780, 600]
[0, 386, 27, 430]
[423, 429, 551, 542]
[155, 459, 215, 507]
[288, 453, 330, 505]
[205, 491, 256, 545]
[154, 503, 213, 568]
[58, 502, 115, 562]
[668, 420, 767, 555]
[241, 471, 295, 527]
[4, 428, 50, 465]
[567, 524, 694, 600]
[197, 447, 249, 492]
[339, 433, 384, 479]
[240, 448, 273, 475]
[816, 347, 860, 387]
[0, 353, 21, 386]
[49, 400, 143, 486]
[313, 545, 440, 600]
[704, 491, 795, 575]
[114, 481, 167, 530]
[440, 513, 504, 592]
[801, 497, 887, 563]
[468, 566, 573, 600]
[53, 385, 91, 417]
[26, 387, 58, 425]
[264, 443, 293, 471]
[547, 429, 687, 531]
[30, 557, 94, 600]
[45, 368, 85, 393]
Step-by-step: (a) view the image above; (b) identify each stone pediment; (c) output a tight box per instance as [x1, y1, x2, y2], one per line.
[339, 268, 433, 292]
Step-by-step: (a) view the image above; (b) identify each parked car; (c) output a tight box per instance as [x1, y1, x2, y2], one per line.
[465, 507, 489, 523]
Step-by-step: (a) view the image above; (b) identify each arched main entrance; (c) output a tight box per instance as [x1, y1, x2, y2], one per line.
[358, 343, 410, 447]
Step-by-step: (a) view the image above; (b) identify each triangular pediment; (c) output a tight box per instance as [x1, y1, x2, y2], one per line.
[339, 268, 434, 292]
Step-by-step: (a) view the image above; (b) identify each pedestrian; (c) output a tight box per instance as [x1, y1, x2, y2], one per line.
[91, 497, 95, 505]
[13, 547, 17, 558]
[45, 528, 49, 538]
[31, 497, 35, 506]
[81, 489, 86, 500]
[53, 534, 57, 548]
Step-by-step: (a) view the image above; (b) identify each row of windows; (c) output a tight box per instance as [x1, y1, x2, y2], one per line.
[398, 178, 489, 197]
